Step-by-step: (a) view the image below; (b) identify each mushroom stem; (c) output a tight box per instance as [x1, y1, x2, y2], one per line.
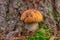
[24, 23, 39, 32]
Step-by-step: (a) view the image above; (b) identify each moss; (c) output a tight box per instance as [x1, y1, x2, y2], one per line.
[47, 6, 58, 22]
[26, 25, 51, 40]
[52, 10, 58, 22]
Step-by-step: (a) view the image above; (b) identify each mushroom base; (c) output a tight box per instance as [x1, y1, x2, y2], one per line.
[19, 23, 39, 38]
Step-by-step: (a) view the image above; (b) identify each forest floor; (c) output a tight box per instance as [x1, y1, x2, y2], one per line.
[0, 0, 60, 40]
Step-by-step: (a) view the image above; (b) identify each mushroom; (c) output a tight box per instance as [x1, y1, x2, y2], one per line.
[20, 9, 43, 32]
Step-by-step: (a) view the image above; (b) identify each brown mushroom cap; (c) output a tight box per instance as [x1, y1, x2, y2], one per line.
[20, 9, 43, 23]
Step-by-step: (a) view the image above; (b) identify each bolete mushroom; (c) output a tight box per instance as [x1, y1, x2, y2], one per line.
[20, 9, 43, 32]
